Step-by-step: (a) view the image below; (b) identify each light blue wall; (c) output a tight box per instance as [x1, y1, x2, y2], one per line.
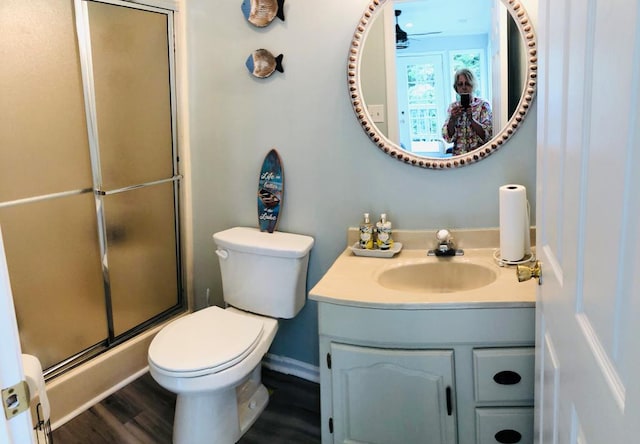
[186, 0, 537, 367]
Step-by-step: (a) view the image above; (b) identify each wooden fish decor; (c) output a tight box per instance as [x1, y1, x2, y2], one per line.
[241, 0, 285, 28]
[257, 149, 284, 233]
[246, 49, 284, 78]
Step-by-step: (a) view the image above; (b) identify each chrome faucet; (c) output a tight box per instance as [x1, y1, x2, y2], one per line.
[427, 229, 464, 256]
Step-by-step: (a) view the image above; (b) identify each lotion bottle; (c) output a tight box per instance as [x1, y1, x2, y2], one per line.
[359, 213, 374, 250]
[376, 213, 394, 250]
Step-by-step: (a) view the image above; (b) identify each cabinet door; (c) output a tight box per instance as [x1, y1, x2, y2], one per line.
[331, 343, 456, 444]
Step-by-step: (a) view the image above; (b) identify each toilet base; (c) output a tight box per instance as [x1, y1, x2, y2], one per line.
[237, 367, 269, 436]
[172, 366, 269, 444]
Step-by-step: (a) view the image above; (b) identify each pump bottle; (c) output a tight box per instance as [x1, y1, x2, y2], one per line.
[376, 213, 394, 250]
[359, 213, 374, 249]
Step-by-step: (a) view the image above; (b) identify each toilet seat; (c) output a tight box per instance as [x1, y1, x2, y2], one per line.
[148, 306, 264, 378]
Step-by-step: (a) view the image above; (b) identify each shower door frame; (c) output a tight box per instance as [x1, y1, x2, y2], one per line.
[54, 0, 186, 378]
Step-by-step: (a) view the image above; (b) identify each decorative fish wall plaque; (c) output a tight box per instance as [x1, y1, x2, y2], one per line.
[246, 49, 284, 78]
[241, 0, 285, 28]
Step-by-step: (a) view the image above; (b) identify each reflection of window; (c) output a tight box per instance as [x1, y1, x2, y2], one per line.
[407, 65, 436, 103]
[397, 55, 446, 152]
[407, 64, 440, 142]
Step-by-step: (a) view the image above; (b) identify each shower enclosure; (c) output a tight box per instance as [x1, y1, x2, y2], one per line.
[0, 0, 185, 378]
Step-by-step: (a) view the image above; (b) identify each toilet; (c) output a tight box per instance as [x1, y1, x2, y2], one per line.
[148, 227, 314, 444]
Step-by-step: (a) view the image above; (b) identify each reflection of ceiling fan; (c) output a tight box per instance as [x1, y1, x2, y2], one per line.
[395, 10, 409, 49]
[395, 9, 443, 50]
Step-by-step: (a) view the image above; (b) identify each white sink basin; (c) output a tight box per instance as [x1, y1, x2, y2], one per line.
[376, 261, 498, 293]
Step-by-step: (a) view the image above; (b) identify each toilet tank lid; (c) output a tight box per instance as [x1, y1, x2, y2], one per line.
[213, 227, 314, 258]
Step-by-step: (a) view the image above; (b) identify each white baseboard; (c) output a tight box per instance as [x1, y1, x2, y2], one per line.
[262, 353, 320, 383]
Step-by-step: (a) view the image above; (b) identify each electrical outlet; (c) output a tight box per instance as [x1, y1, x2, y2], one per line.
[368, 104, 385, 123]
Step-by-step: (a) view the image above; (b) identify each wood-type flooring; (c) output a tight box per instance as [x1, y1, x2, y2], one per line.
[52, 368, 321, 444]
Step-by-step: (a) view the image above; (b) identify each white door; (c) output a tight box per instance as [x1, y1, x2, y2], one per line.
[396, 55, 447, 154]
[0, 227, 34, 444]
[535, 0, 640, 442]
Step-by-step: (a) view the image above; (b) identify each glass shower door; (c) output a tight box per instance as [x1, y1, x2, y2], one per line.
[81, 1, 181, 337]
[0, 0, 183, 374]
[0, 0, 108, 370]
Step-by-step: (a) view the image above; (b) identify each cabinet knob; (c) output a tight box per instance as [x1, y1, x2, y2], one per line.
[495, 429, 522, 443]
[493, 370, 522, 385]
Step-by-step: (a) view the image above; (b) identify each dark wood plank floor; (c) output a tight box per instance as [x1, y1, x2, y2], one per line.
[53, 368, 321, 443]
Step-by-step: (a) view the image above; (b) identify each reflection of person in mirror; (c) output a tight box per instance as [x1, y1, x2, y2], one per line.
[442, 68, 493, 156]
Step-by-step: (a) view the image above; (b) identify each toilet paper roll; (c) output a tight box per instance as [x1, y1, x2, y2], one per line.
[499, 184, 529, 262]
[21, 354, 50, 421]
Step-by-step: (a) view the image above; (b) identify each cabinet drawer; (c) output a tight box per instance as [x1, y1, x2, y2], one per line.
[473, 348, 534, 403]
[476, 407, 533, 444]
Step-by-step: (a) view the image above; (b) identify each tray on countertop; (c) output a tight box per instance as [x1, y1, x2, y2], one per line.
[349, 242, 403, 258]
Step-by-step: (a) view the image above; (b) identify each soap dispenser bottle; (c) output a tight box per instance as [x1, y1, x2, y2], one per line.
[359, 213, 374, 250]
[376, 213, 394, 250]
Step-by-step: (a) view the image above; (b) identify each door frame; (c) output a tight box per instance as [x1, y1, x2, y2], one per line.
[0, 227, 34, 444]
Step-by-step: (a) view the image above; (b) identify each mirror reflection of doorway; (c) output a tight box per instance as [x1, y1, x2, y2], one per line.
[395, 51, 491, 158]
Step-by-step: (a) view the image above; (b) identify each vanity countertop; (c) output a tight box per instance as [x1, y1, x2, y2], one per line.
[309, 246, 536, 310]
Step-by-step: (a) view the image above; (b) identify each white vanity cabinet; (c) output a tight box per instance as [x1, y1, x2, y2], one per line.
[317, 302, 535, 444]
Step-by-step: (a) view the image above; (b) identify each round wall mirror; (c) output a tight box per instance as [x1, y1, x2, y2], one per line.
[348, 0, 537, 169]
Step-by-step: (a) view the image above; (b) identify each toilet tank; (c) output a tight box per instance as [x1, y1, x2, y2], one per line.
[213, 227, 314, 318]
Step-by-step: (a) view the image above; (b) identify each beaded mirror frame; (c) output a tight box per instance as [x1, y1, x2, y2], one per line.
[348, 0, 538, 169]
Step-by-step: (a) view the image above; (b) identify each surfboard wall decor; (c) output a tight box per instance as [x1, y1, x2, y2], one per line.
[257, 149, 284, 233]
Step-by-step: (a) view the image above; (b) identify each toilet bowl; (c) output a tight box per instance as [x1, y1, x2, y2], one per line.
[147, 227, 314, 444]
[148, 307, 278, 444]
